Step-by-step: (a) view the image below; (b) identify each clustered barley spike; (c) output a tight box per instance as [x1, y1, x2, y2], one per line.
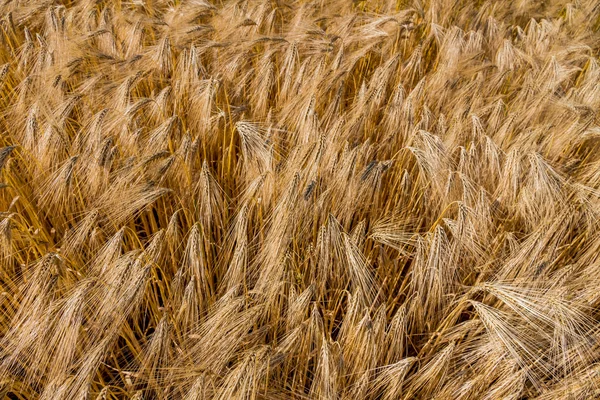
[1, 0, 600, 399]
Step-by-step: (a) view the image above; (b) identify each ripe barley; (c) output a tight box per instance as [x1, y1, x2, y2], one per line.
[1, 0, 600, 399]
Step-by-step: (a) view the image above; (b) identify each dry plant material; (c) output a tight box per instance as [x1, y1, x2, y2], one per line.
[1, 0, 600, 399]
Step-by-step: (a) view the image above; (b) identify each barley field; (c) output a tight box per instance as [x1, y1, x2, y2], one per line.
[1, 0, 600, 399]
